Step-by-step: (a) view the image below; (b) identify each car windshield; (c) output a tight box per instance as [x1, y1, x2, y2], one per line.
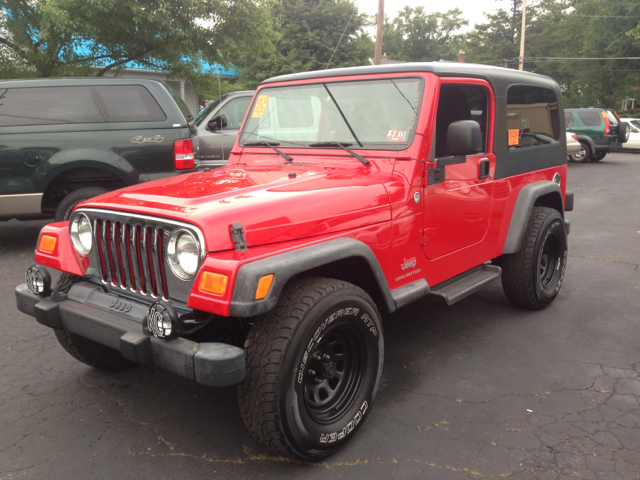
[195, 96, 224, 126]
[238, 77, 423, 150]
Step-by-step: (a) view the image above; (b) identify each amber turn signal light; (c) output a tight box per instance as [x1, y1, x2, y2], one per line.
[38, 235, 57, 253]
[255, 274, 274, 300]
[199, 272, 228, 295]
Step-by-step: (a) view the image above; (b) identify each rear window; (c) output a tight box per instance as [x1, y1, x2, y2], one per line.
[605, 110, 619, 125]
[507, 85, 560, 149]
[577, 111, 601, 126]
[0, 86, 104, 126]
[93, 86, 166, 122]
[565, 112, 574, 128]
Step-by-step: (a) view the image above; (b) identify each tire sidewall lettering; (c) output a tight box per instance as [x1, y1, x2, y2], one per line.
[285, 296, 383, 453]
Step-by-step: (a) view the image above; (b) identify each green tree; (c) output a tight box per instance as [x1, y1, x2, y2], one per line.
[383, 7, 467, 62]
[0, 0, 275, 92]
[234, 0, 374, 87]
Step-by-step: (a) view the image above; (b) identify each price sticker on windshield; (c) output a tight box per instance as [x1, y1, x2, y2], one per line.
[386, 130, 408, 141]
[508, 129, 520, 146]
[252, 95, 270, 118]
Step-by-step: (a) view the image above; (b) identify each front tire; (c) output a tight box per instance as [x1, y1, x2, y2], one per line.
[54, 186, 109, 222]
[501, 207, 567, 310]
[570, 142, 591, 163]
[54, 330, 135, 371]
[238, 278, 384, 460]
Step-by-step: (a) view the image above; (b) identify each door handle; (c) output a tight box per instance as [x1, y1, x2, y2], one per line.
[478, 159, 490, 179]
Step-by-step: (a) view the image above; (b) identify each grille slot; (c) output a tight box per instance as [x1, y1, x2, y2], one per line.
[94, 218, 169, 300]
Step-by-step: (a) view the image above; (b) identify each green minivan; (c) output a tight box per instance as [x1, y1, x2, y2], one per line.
[0, 78, 195, 221]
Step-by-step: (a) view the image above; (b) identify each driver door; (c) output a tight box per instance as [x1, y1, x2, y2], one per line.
[422, 79, 496, 260]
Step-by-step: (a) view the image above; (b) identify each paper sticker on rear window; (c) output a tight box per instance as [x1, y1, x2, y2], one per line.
[251, 95, 269, 118]
[386, 130, 408, 141]
[508, 129, 520, 146]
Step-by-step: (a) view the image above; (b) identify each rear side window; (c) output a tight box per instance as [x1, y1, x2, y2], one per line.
[507, 85, 560, 149]
[577, 111, 601, 127]
[93, 86, 166, 122]
[565, 112, 574, 128]
[0, 86, 104, 126]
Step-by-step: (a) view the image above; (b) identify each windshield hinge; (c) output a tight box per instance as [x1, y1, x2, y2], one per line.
[230, 222, 248, 251]
[424, 167, 445, 186]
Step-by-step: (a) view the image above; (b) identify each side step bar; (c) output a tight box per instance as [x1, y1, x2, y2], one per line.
[430, 264, 502, 306]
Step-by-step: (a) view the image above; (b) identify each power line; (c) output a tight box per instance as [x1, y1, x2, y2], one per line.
[545, 14, 638, 18]
[526, 57, 640, 61]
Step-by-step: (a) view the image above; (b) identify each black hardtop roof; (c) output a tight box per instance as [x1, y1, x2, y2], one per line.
[261, 62, 559, 94]
[0, 77, 166, 88]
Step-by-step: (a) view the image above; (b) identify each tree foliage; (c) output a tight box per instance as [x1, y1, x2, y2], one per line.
[0, 0, 275, 90]
[383, 7, 467, 62]
[465, 0, 640, 109]
[233, 0, 373, 88]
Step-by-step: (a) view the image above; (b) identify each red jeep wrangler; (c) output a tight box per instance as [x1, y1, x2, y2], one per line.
[16, 63, 573, 460]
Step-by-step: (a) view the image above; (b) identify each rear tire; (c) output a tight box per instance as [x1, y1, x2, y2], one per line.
[501, 207, 567, 310]
[570, 142, 591, 163]
[54, 186, 109, 222]
[238, 278, 384, 460]
[591, 151, 606, 161]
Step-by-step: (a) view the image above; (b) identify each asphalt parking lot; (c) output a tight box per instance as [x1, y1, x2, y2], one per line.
[1, 152, 639, 480]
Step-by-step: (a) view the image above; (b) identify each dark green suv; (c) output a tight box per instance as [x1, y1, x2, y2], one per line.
[565, 108, 629, 162]
[0, 78, 195, 222]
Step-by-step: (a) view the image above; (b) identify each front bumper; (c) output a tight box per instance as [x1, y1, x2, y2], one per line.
[15, 282, 245, 387]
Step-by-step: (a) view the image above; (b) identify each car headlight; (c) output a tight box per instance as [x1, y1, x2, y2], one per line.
[70, 213, 93, 255]
[167, 230, 200, 280]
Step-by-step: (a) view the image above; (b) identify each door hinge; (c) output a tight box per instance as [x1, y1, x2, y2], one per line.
[421, 228, 436, 244]
[423, 167, 445, 186]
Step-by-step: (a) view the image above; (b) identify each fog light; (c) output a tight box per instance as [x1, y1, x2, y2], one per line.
[144, 301, 179, 340]
[25, 264, 52, 296]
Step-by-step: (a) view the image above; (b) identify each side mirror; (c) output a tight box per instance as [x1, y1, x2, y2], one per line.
[207, 115, 228, 131]
[446, 120, 483, 156]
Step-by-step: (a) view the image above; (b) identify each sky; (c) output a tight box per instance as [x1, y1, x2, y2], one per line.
[355, 0, 515, 30]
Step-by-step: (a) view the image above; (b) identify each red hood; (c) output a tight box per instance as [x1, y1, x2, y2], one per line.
[80, 158, 393, 252]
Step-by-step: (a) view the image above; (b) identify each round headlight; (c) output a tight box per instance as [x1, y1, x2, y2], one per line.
[70, 213, 93, 255]
[167, 230, 200, 280]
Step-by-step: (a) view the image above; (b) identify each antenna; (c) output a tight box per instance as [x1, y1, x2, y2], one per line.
[326, 4, 357, 69]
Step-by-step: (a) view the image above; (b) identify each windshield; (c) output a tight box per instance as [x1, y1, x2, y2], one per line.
[195, 95, 224, 126]
[239, 77, 423, 149]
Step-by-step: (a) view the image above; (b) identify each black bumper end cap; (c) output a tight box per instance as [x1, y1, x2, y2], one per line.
[194, 343, 246, 387]
[120, 332, 152, 366]
[565, 191, 574, 212]
[35, 300, 62, 329]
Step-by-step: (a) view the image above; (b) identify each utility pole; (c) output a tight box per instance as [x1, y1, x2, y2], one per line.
[518, 0, 527, 71]
[374, 0, 384, 65]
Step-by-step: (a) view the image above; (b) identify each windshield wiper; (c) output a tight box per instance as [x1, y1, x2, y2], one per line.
[308, 142, 370, 166]
[323, 84, 363, 147]
[243, 141, 292, 161]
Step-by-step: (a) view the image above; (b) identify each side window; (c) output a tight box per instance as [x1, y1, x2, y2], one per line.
[93, 86, 166, 122]
[0, 86, 105, 126]
[507, 85, 560, 149]
[576, 111, 601, 127]
[218, 97, 251, 130]
[565, 112, 574, 128]
[435, 84, 488, 157]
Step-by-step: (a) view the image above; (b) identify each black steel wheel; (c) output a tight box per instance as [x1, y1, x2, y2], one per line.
[501, 207, 568, 310]
[238, 277, 383, 460]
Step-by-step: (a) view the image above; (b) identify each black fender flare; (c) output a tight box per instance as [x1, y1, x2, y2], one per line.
[574, 135, 597, 154]
[228, 237, 430, 318]
[502, 181, 565, 254]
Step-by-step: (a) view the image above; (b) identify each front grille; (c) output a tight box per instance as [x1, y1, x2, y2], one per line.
[94, 218, 169, 300]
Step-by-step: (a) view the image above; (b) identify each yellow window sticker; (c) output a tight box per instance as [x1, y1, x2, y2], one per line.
[508, 129, 520, 146]
[252, 95, 270, 118]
